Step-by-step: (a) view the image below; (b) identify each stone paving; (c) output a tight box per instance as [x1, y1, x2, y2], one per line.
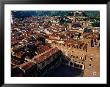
[51, 39, 100, 77]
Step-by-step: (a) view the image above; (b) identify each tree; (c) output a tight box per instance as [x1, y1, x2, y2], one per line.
[91, 21, 100, 27]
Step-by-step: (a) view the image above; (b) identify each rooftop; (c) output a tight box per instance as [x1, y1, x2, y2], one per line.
[19, 47, 61, 71]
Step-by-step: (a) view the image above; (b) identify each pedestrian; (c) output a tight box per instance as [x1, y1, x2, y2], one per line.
[85, 55, 86, 60]
[91, 39, 94, 47]
[85, 43, 88, 52]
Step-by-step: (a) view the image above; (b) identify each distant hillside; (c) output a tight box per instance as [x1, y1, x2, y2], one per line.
[84, 11, 100, 18]
[11, 11, 100, 18]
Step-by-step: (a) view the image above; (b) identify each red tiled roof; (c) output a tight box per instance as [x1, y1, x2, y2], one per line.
[19, 47, 60, 71]
[19, 61, 35, 71]
[32, 47, 59, 63]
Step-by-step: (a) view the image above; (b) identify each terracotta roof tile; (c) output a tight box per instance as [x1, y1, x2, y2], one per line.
[19, 47, 60, 71]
